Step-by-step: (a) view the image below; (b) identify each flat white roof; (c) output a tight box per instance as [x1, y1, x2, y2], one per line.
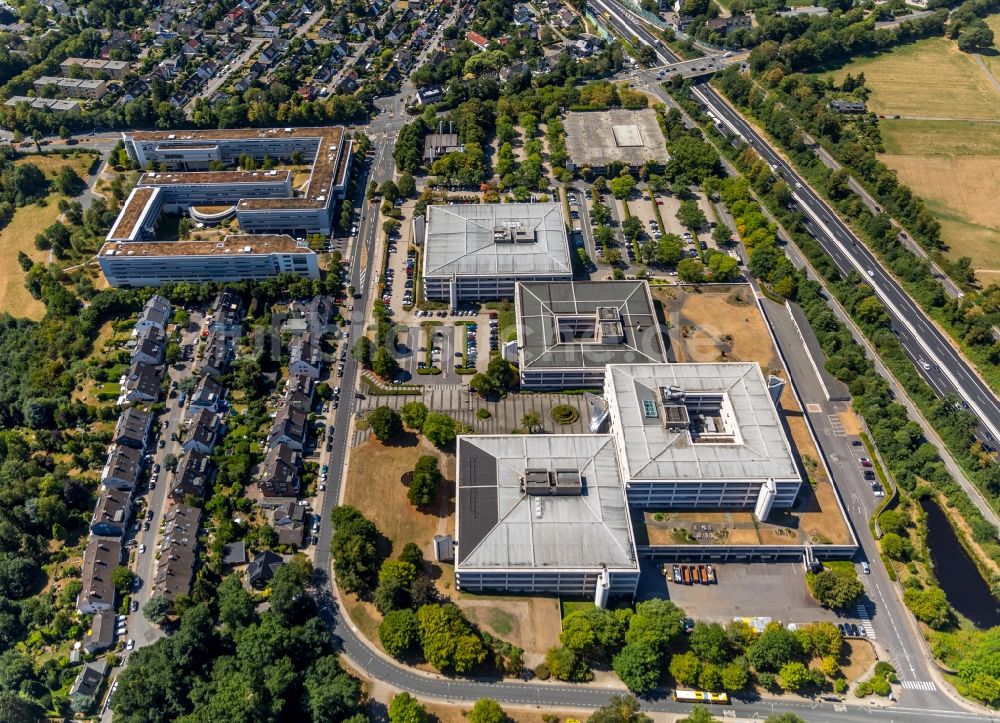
[422, 202, 572, 279]
[607, 363, 800, 483]
[456, 435, 637, 572]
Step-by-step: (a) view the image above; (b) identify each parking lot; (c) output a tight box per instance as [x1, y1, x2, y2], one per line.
[639, 561, 841, 625]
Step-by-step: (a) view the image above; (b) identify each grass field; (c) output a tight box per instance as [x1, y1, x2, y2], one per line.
[832, 38, 1000, 120]
[829, 31, 1000, 284]
[0, 152, 99, 319]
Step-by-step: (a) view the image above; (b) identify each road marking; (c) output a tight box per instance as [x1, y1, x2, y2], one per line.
[828, 414, 846, 436]
[901, 680, 937, 691]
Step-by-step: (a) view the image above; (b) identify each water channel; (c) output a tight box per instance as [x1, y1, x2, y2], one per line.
[920, 497, 1000, 629]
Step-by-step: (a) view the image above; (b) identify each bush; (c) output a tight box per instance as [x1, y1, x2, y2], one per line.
[476, 408, 492, 420]
[534, 662, 550, 680]
[549, 404, 580, 425]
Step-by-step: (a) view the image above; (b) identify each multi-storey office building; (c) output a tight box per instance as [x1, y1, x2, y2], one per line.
[422, 202, 573, 307]
[98, 235, 319, 287]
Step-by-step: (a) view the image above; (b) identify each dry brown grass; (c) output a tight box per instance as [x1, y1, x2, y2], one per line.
[15, 151, 96, 179]
[840, 639, 877, 682]
[455, 595, 562, 660]
[424, 702, 583, 723]
[343, 436, 455, 559]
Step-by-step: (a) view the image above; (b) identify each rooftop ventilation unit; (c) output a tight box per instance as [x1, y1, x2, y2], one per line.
[524, 468, 583, 496]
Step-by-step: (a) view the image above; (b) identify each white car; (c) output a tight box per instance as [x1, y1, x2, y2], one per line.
[127, 639, 135, 651]
[138, 544, 146, 554]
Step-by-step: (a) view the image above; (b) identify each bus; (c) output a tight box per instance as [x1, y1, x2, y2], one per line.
[672, 690, 730, 704]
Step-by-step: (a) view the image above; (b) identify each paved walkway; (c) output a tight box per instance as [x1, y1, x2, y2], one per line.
[972, 52, 1000, 96]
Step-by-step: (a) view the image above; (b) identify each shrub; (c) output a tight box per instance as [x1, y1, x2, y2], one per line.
[549, 404, 580, 425]
[534, 662, 550, 680]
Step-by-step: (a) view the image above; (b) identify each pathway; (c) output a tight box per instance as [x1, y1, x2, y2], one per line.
[972, 52, 1000, 96]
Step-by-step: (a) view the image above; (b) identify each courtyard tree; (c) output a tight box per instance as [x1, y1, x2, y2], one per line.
[400, 401, 429, 430]
[422, 412, 458, 447]
[408, 455, 443, 507]
[368, 406, 403, 442]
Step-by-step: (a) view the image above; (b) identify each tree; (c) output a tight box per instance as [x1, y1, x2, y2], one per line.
[0, 692, 44, 723]
[389, 692, 428, 723]
[794, 622, 842, 659]
[609, 173, 636, 200]
[678, 706, 718, 723]
[381, 180, 401, 202]
[217, 574, 255, 630]
[712, 224, 731, 246]
[401, 401, 429, 430]
[380, 608, 420, 658]
[468, 698, 508, 723]
[707, 253, 739, 281]
[588, 695, 651, 723]
[669, 651, 701, 686]
[779, 661, 814, 692]
[55, 166, 85, 196]
[622, 215, 644, 241]
[721, 662, 749, 691]
[748, 623, 802, 672]
[677, 258, 705, 283]
[808, 568, 864, 610]
[422, 412, 458, 447]
[417, 604, 487, 673]
[409, 455, 443, 507]
[373, 346, 400, 379]
[561, 607, 630, 660]
[677, 200, 707, 230]
[626, 598, 685, 653]
[546, 645, 591, 681]
[903, 585, 953, 629]
[374, 560, 418, 613]
[352, 337, 373, 366]
[470, 356, 516, 398]
[957, 23, 994, 52]
[521, 410, 542, 433]
[613, 644, 662, 694]
[368, 406, 403, 442]
[143, 595, 172, 625]
[112, 566, 137, 596]
[765, 715, 805, 723]
[690, 622, 730, 664]
[398, 173, 417, 198]
[880, 532, 912, 561]
[330, 506, 384, 593]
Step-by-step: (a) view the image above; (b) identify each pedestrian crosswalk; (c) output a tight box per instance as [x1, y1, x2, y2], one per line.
[828, 414, 846, 437]
[855, 603, 876, 640]
[901, 680, 937, 691]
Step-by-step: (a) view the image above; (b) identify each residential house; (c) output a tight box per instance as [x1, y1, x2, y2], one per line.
[288, 333, 322, 379]
[154, 504, 201, 600]
[466, 30, 489, 50]
[258, 443, 301, 497]
[222, 540, 247, 566]
[544, 0, 561, 14]
[83, 610, 116, 653]
[268, 405, 308, 450]
[271, 501, 306, 546]
[387, 21, 408, 43]
[286, 373, 316, 403]
[557, 8, 577, 27]
[210, 291, 243, 337]
[101, 445, 142, 490]
[396, 48, 414, 71]
[248, 549, 285, 588]
[77, 535, 121, 613]
[664, 12, 694, 31]
[130, 325, 166, 366]
[415, 84, 443, 105]
[513, 3, 532, 24]
[69, 660, 108, 714]
[119, 361, 163, 404]
[202, 330, 231, 379]
[91, 486, 132, 536]
[828, 99, 866, 114]
[255, 24, 282, 38]
[704, 15, 750, 35]
[170, 450, 211, 501]
[113, 407, 151, 449]
[136, 294, 172, 334]
[182, 409, 221, 455]
[189, 374, 224, 413]
[318, 21, 339, 40]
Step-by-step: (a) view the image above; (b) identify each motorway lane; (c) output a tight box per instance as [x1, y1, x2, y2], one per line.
[695, 88, 1000, 442]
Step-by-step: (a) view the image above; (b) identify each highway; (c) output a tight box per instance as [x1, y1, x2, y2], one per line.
[588, 0, 1000, 449]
